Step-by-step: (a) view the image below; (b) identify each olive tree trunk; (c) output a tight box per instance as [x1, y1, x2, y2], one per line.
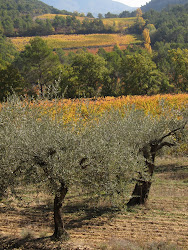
[53, 181, 69, 240]
[127, 125, 185, 207]
[33, 155, 70, 240]
[127, 162, 154, 206]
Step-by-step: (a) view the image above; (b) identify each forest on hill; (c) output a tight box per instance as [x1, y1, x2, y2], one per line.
[141, 0, 188, 12]
[0, 0, 135, 36]
[0, 0, 61, 14]
[143, 4, 188, 44]
[0, 0, 187, 39]
[0, 0, 73, 36]
[0, 0, 188, 101]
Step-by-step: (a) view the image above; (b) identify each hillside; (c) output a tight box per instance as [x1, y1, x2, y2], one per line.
[0, 0, 137, 37]
[141, 0, 188, 12]
[0, 0, 69, 36]
[0, 0, 62, 16]
[40, 0, 136, 15]
[0, 0, 72, 36]
[143, 3, 188, 44]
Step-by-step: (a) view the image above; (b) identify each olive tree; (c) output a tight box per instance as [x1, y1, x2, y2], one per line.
[90, 105, 187, 207]
[0, 97, 144, 239]
[125, 108, 187, 206]
[0, 97, 187, 239]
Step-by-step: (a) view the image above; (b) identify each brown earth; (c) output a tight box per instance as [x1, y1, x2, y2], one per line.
[0, 157, 188, 249]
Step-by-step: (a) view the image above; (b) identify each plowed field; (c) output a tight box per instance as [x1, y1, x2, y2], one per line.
[0, 157, 188, 249]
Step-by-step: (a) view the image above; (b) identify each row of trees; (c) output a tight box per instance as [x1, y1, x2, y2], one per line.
[0, 95, 187, 239]
[0, 14, 115, 37]
[1, 37, 187, 101]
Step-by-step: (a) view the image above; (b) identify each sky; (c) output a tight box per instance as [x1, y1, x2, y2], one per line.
[114, 0, 151, 7]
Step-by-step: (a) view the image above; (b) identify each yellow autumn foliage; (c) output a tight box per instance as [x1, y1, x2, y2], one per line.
[20, 94, 187, 125]
[10, 34, 139, 51]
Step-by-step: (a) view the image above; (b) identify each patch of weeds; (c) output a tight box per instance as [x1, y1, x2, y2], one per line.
[20, 228, 34, 239]
[108, 238, 142, 250]
[145, 241, 180, 250]
[39, 230, 49, 238]
[99, 242, 108, 250]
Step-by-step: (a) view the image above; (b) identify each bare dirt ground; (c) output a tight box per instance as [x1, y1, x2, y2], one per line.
[0, 157, 188, 249]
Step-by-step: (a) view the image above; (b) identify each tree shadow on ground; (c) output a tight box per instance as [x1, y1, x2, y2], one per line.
[0, 235, 73, 250]
[21, 197, 119, 229]
[64, 201, 119, 229]
[155, 162, 188, 181]
[0, 236, 47, 250]
[0, 196, 119, 247]
[0, 199, 118, 249]
[155, 163, 188, 173]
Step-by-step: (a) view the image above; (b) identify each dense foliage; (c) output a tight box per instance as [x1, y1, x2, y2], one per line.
[0, 35, 17, 68]
[14, 37, 60, 96]
[0, 13, 117, 37]
[0, 0, 133, 37]
[0, 0, 61, 15]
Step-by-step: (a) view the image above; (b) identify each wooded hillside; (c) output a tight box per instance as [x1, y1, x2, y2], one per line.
[141, 0, 188, 12]
[0, 0, 70, 36]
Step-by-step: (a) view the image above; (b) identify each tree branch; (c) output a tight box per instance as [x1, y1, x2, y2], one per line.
[79, 157, 89, 169]
[157, 141, 176, 151]
[158, 122, 187, 144]
[33, 155, 58, 190]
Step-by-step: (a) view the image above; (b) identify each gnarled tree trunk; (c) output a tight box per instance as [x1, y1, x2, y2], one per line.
[127, 161, 154, 206]
[53, 181, 69, 240]
[33, 154, 69, 240]
[127, 125, 185, 207]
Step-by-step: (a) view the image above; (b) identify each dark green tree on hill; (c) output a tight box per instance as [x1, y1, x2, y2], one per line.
[60, 51, 110, 98]
[14, 37, 60, 96]
[0, 65, 25, 101]
[0, 35, 17, 67]
[120, 51, 169, 95]
[168, 48, 188, 92]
